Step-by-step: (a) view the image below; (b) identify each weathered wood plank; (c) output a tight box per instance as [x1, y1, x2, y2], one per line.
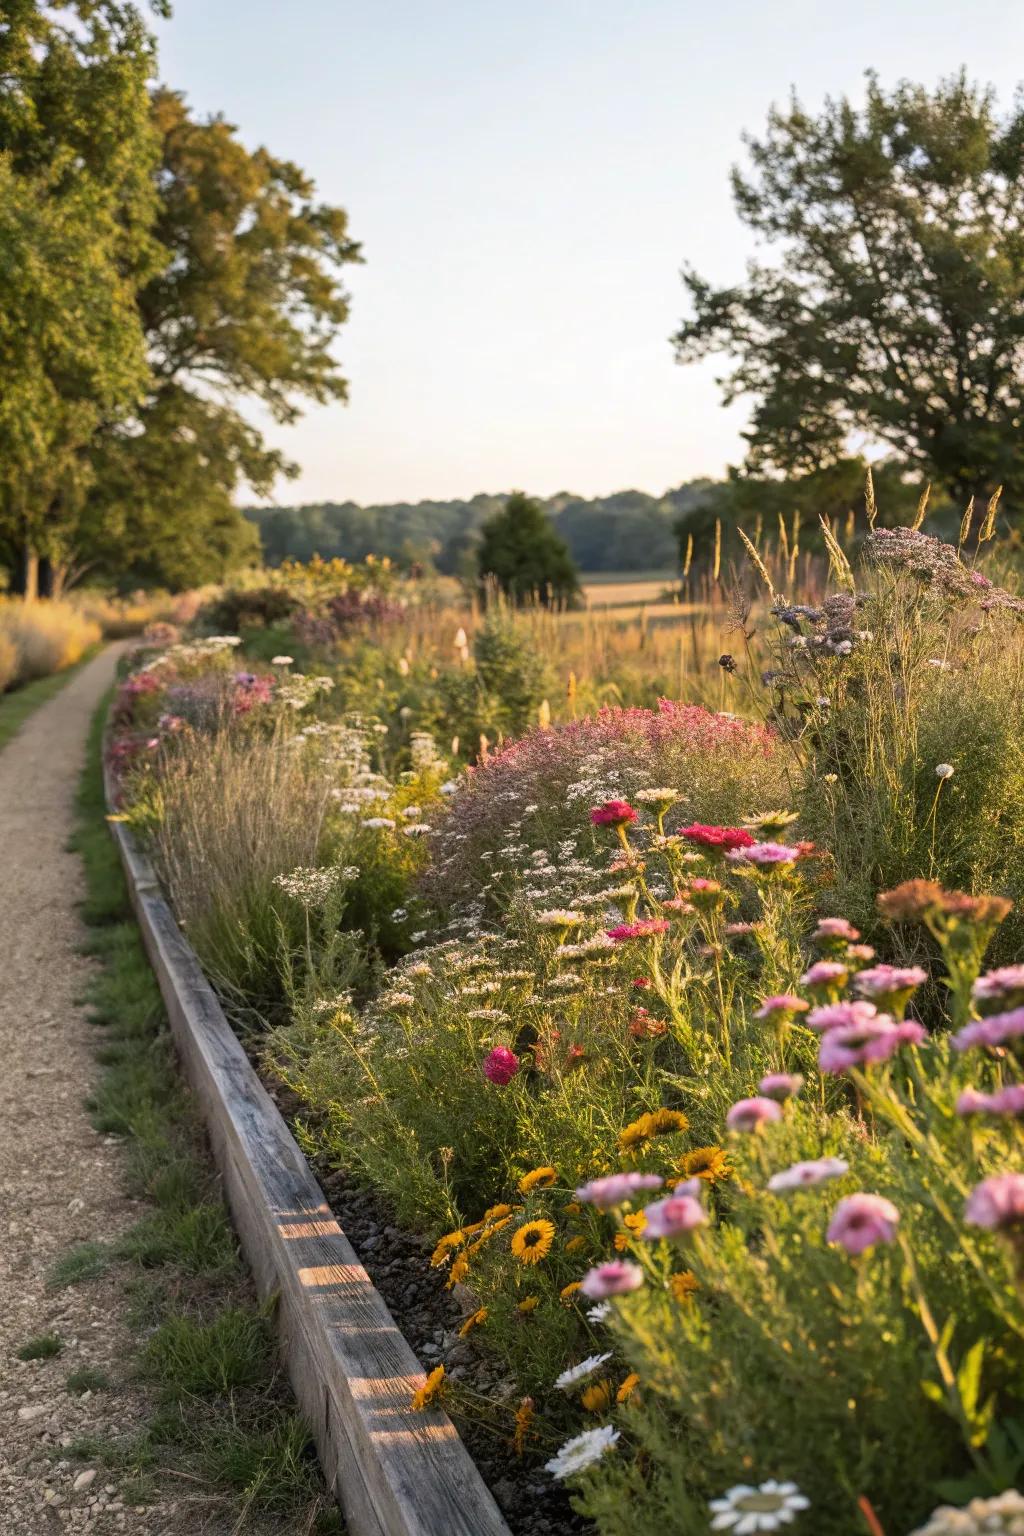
[103, 763, 511, 1536]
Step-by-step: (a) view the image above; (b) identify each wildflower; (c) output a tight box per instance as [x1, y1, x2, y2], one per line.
[512, 1397, 534, 1456]
[459, 1307, 487, 1336]
[956, 1085, 1024, 1117]
[813, 917, 861, 943]
[973, 965, 1024, 1006]
[560, 1282, 582, 1305]
[586, 1301, 612, 1322]
[681, 823, 756, 855]
[629, 1010, 668, 1040]
[581, 1379, 613, 1413]
[616, 1372, 640, 1403]
[633, 976, 651, 988]
[617, 1108, 688, 1151]
[726, 1097, 783, 1132]
[580, 1260, 645, 1298]
[430, 1230, 465, 1267]
[575, 1172, 664, 1209]
[607, 919, 671, 941]
[846, 944, 877, 963]
[545, 1425, 620, 1480]
[271, 654, 293, 665]
[668, 1269, 699, 1303]
[964, 1173, 1024, 1230]
[536, 908, 585, 929]
[909, 1490, 1024, 1535]
[590, 800, 638, 828]
[446, 1254, 469, 1287]
[614, 1212, 648, 1250]
[755, 994, 809, 1022]
[727, 841, 800, 870]
[684, 876, 726, 909]
[483, 1202, 514, 1223]
[806, 999, 881, 1033]
[518, 1165, 558, 1195]
[768, 1157, 850, 1192]
[800, 959, 849, 993]
[410, 1365, 445, 1410]
[827, 1192, 900, 1254]
[953, 1008, 1024, 1051]
[819, 1017, 925, 1073]
[853, 963, 928, 1008]
[681, 1145, 732, 1181]
[709, 1480, 810, 1531]
[634, 787, 679, 807]
[640, 1193, 706, 1239]
[758, 1073, 804, 1102]
[510, 1219, 556, 1265]
[482, 1046, 520, 1085]
[516, 1295, 540, 1313]
[362, 816, 396, 830]
[743, 809, 800, 837]
[565, 1235, 587, 1254]
[555, 1352, 613, 1391]
[935, 763, 955, 779]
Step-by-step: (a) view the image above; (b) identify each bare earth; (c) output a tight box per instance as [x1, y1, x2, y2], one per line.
[0, 649, 242, 1535]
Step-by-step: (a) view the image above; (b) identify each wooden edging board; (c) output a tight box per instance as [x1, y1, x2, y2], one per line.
[102, 760, 511, 1536]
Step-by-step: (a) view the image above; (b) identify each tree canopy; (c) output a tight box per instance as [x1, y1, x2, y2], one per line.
[674, 73, 1024, 503]
[477, 492, 581, 608]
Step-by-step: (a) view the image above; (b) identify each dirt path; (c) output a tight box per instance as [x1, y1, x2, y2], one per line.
[0, 648, 218, 1534]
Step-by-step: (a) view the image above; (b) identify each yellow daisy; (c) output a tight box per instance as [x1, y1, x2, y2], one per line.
[614, 1211, 648, 1250]
[410, 1364, 445, 1411]
[564, 1234, 586, 1254]
[458, 1307, 488, 1337]
[616, 1372, 641, 1403]
[646, 1107, 689, 1137]
[559, 1281, 582, 1305]
[429, 1229, 465, 1268]
[668, 1269, 700, 1303]
[445, 1254, 469, 1289]
[516, 1295, 539, 1313]
[510, 1218, 556, 1266]
[581, 1379, 613, 1413]
[518, 1165, 558, 1195]
[483, 1202, 516, 1223]
[680, 1145, 731, 1184]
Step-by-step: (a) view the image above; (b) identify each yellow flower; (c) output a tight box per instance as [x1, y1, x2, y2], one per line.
[668, 1269, 700, 1303]
[484, 1202, 515, 1223]
[466, 1216, 512, 1255]
[559, 1281, 582, 1305]
[618, 1107, 688, 1153]
[518, 1165, 558, 1195]
[410, 1365, 445, 1411]
[564, 1235, 586, 1254]
[446, 1254, 469, 1289]
[617, 1113, 654, 1152]
[429, 1230, 465, 1268]
[646, 1107, 689, 1137]
[516, 1295, 539, 1313]
[459, 1307, 488, 1337]
[616, 1372, 640, 1404]
[615, 1211, 648, 1250]
[512, 1396, 535, 1456]
[581, 1379, 613, 1413]
[510, 1219, 555, 1266]
[680, 1145, 731, 1184]
[564, 1201, 582, 1217]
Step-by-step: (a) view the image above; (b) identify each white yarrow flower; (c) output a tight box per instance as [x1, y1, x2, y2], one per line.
[554, 1352, 612, 1391]
[709, 1480, 810, 1532]
[544, 1425, 620, 1480]
[935, 762, 955, 779]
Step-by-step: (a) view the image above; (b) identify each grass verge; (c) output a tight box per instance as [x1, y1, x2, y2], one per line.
[62, 693, 342, 1532]
[0, 643, 102, 751]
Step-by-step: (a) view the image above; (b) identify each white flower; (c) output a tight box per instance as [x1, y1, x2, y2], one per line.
[935, 762, 955, 779]
[586, 1302, 611, 1323]
[536, 909, 585, 928]
[910, 1490, 1024, 1535]
[634, 787, 679, 806]
[554, 1352, 612, 1391]
[362, 817, 396, 830]
[544, 1425, 620, 1480]
[271, 655, 293, 665]
[709, 1480, 810, 1532]
[403, 823, 432, 837]
[767, 1158, 849, 1192]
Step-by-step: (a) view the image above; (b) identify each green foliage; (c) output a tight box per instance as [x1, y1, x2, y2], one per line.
[47, 1242, 113, 1290]
[477, 492, 581, 608]
[17, 1333, 63, 1361]
[67, 1367, 112, 1395]
[675, 72, 1024, 503]
[141, 1309, 272, 1398]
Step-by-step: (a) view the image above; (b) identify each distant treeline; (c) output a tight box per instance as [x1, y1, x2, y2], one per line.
[245, 481, 719, 574]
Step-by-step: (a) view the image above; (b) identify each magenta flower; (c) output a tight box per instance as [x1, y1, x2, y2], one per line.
[639, 1193, 707, 1239]
[758, 1072, 804, 1101]
[807, 999, 882, 1034]
[813, 917, 861, 943]
[818, 1018, 925, 1074]
[953, 1007, 1024, 1052]
[482, 1046, 520, 1085]
[726, 1096, 783, 1132]
[964, 1173, 1024, 1230]
[606, 919, 671, 941]
[828, 1192, 900, 1253]
[726, 840, 799, 868]
[956, 1084, 1024, 1117]
[768, 1157, 849, 1192]
[680, 823, 755, 855]
[974, 966, 1024, 1006]
[755, 994, 809, 1021]
[575, 1172, 664, 1209]
[590, 799, 638, 828]
[800, 960, 849, 992]
[579, 1260, 645, 1298]
[853, 964, 928, 1003]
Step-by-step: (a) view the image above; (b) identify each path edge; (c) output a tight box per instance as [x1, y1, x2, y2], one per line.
[102, 752, 512, 1536]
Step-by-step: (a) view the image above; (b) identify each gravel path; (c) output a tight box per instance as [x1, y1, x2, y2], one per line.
[0, 649, 246, 1535]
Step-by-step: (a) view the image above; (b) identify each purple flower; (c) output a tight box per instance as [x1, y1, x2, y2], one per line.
[482, 1046, 519, 1085]
[579, 1261, 645, 1298]
[726, 841, 799, 868]
[813, 917, 861, 942]
[853, 964, 928, 1002]
[755, 994, 809, 1021]
[726, 1096, 783, 1132]
[639, 1193, 707, 1239]
[965, 1173, 1024, 1230]
[768, 1156, 849, 1192]
[828, 1192, 900, 1253]
[800, 960, 849, 991]
[952, 1007, 1024, 1052]
[758, 1072, 804, 1101]
[574, 1173, 664, 1209]
[806, 999, 882, 1034]
[974, 966, 1024, 1006]
[956, 1085, 1024, 1117]
[818, 1018, 925, 1074]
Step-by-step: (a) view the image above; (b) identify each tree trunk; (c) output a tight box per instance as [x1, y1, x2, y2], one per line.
[22, 548, 39, 602]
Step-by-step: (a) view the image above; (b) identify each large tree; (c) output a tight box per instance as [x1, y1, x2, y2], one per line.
[0, 0, 164, 597]
[673, 73, 1024, 502]
[78, 87, 361, 590]
[477, 492, 580, 609]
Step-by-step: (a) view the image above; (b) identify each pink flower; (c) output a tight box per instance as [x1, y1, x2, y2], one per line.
[964, 1173, 1024, 1230]
[758, 1072, 804, 1101]
[606, 919, 671, 941]
[726, 841, 799, 867]
[575, 1173, 664, 1209]
[579, 1260, 645, 1298]
[974, 966, 1024, 1004]
[482, 1046, 519, 1085]
[680, 823, 755, 854]
[853, 964, 928, 1002]
[818, 1018, 925, 1074]
[800, 960, 849, 991]
[726, 1096, 783, 1132]
[813, 917, 861, 942]
[768, 1157, 849, 1191]
[846, 944, 877, 963]
[957, 1085, 1024, 1117]
[953, 1007, 1024, 1052]
[755, 993, 809, 1021]
[639, 1193, 707, 1239]
[828, 1192, 900, 1253]
[590, 800, 638, 828]
[806, 999, 881, 1033]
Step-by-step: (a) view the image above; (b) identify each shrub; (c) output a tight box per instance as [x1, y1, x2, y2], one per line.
[0, 597, 101, 689]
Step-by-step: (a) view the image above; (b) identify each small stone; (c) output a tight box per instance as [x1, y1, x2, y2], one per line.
[73, 1470, 96, 1492]
[18, 1404, 48, 1422]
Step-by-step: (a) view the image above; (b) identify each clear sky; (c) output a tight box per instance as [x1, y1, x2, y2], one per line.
[156, 0, 1024, 507]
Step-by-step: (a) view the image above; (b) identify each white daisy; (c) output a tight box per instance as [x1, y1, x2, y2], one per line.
[554, 1352, 612, 1391]
[586, 1302, 611, 1323]
[709, 1480, 810, 1532]
[544, 1425, 620, 1480]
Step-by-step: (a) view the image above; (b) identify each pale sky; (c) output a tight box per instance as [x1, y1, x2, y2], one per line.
[156, 0, 1024, 506]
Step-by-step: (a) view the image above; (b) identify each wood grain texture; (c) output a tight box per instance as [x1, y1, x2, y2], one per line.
[103, 763, 511, 1536]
